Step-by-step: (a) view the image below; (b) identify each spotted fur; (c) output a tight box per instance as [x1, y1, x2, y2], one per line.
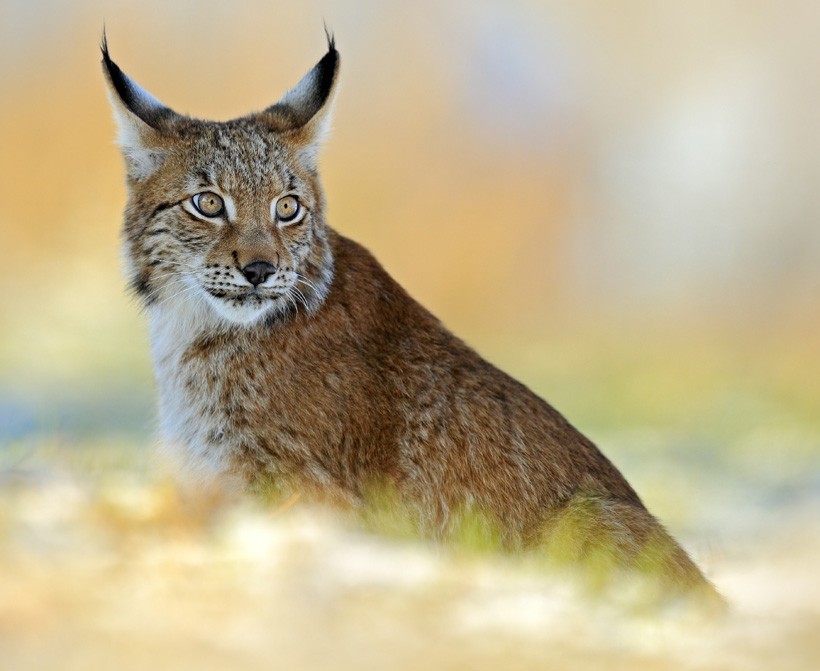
[103, 35, 721, 603]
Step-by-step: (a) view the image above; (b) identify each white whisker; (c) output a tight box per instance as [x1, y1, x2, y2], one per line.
[291, 286, 310, 309]
[286, 293, 300, 318]
[161, 281, 202, 305]
[294, 273, 319, 293]
[155, 259, 198, 270]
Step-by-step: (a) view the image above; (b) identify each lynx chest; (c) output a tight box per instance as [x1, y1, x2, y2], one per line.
[148, 306, 353, 486]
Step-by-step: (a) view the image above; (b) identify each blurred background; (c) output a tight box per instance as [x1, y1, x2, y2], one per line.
[1, 1, 818, 669]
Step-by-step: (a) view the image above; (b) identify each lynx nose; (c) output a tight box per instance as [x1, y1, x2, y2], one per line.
[241, 261, 276, 286]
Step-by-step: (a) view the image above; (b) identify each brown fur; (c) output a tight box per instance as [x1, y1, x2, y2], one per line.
[102, 36, 721, 604]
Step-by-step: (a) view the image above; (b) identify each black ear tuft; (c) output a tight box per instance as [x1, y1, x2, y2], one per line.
[100, 26, 110, 59]
[100, 32, 178, 131]
[323, 22, 336, 53]
[255, 32, 340, 137]
[312, 40, 339, 116]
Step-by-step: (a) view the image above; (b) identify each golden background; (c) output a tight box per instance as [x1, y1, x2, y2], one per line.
[1, 1, 818, 668]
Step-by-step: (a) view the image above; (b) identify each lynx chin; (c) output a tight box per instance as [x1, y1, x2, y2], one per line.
[103, 33, 722, 606]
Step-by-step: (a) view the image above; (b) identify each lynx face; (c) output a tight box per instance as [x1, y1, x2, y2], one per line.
[103, 36, 338, 326]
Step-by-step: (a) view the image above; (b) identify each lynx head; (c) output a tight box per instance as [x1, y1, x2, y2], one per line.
[102, 34, 339, 326]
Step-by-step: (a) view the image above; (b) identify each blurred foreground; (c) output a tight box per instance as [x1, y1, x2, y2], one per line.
[1, 333, 818, 671]
[0, 447, 818, 670]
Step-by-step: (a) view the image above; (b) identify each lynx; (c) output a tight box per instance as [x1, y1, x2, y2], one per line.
[103, 34, 721, 604]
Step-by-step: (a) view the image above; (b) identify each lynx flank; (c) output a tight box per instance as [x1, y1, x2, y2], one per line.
[103, 35, 721, 604]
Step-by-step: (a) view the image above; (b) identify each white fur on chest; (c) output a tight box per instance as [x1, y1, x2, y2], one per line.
[148, 292, 236, 486]
[147, 286, 336, 493]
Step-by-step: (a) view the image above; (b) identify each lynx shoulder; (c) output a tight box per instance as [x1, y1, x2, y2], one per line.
[103, 34, 722, 605]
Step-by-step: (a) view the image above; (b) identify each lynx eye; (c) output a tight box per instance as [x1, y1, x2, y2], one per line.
[192, 191, 225, 218]
[275, 195, 302, 223]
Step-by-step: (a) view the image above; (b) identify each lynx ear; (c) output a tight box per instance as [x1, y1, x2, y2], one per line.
[101, 34, 182, 180]
[257, 34, 340, 164]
